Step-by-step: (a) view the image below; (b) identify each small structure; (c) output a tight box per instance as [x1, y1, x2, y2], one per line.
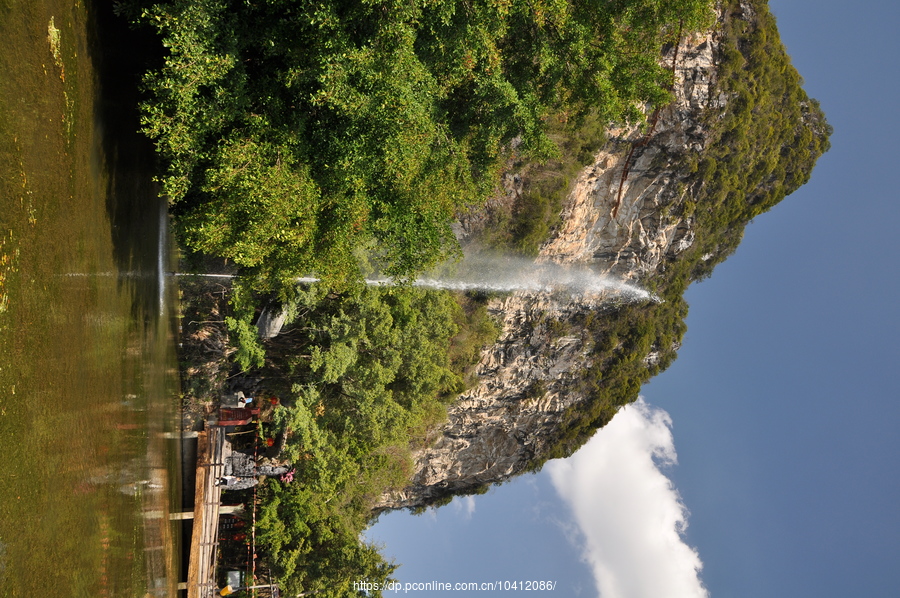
[222, 391, 255, 409]
[215, 447, 291, 491]
[217, 407, 260, 427]
[187, 428, 226, 598]
[185, 395, 286, 597]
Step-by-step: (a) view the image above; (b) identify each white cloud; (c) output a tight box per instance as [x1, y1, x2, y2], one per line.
[451, 495, 477, 520]
[546, 398, 708, 598]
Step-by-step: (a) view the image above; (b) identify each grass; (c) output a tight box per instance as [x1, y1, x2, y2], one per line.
[473, 109, 608, 256]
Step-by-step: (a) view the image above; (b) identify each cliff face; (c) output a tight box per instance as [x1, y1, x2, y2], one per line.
[375, 0, 834, 511]
[541, 37, 717, 278]
[374, 30, 721, 511]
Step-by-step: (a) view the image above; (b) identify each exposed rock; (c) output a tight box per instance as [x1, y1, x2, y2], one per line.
[375, 30, 720, 511]
[540, 31, 717, 278]
[256, 302, 287, 339]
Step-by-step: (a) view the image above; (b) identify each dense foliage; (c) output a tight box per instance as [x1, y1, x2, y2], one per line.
[227, 283, 496, 595]
[128, 0, 712, 289]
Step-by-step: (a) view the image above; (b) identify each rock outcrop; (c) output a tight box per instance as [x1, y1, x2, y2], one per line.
[375, 0, 834, 510]
[541, 33, 719, 276]
[375, 30, 720, 511]
[256, 302, 288, 339]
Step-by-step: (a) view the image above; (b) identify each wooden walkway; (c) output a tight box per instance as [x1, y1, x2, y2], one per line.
[186, 427, 228, 598]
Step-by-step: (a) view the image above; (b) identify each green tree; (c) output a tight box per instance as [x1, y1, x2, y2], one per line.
[133, 0, 714, 287]
[246, 283, 494, 591]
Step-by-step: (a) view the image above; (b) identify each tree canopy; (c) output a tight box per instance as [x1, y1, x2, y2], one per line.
[130, 0, 714, 288]
[245, 283, 495, 595]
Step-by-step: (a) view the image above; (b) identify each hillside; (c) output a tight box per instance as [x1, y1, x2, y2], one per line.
[159, 0, 830, 594]
[376, 0, 830, 511]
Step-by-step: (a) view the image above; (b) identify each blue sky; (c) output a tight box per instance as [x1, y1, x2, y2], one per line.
[367, 1, 900, 596]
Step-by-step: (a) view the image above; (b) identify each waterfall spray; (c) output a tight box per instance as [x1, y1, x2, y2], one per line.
[107, 255, 661, 303]
[399, 254, 661, 303]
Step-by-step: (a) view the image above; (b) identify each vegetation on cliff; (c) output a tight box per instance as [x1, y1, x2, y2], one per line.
[126, 0, 712, 291]
[474, 109, 611, 256]
[536, 0, 831, 466]
[680, 0, 831, 281]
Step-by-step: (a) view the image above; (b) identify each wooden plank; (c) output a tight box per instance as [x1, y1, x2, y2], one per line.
[188, 428, 228, 598]
[186, 429, 209, 598]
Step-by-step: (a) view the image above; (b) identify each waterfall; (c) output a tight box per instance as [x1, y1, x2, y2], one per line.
[387, 254, 661, 303]
[166, 258, 659, 303]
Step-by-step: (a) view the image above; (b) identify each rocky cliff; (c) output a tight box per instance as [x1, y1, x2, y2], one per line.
[375, 28, 719, 510]
[375, 0, 829, 511]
